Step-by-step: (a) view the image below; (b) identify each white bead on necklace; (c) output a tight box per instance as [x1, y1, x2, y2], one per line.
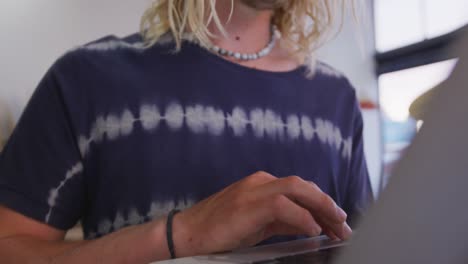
[207, 25, 277, 61]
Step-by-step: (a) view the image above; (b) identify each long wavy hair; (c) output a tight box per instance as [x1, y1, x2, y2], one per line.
[140, 0, 359, 71]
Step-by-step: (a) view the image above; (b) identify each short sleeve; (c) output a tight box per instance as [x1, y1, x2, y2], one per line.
[0, 59, 85, 230]
[343, 89, 374, 227]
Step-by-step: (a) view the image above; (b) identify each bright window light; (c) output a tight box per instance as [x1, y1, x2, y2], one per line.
[425, 0, 468, 38]
[379, 60, 457, 122]
[375, 0, 468, 52]
[375, 0, 424, 52]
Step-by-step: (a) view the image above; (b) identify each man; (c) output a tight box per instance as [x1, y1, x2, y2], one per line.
[0, 0, 372, 263]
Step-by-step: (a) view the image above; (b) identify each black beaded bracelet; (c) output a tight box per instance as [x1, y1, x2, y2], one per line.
[166, 209, 180, 259]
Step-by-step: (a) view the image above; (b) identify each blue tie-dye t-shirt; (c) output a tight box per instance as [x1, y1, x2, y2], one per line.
[0, 34, 372, 241]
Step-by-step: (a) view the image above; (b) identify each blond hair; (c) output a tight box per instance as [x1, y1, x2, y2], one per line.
[140, 0, 359, 71]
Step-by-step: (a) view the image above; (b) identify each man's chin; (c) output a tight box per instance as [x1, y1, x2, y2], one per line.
[240, 0, 288, 10]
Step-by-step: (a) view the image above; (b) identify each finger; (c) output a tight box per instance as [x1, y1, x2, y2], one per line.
[295, 197, 346, 238]
[323, 228, 339, 241]
[316, 217, 352, 241]
[255, 176, 349, 240]
[314, 209, 353, 241]
[256, 176, 347, 224]
[316, 217, 340, 240]
[317, 217, 339, 240]
[338, 222, 353, 240]
[264, 195, 322, 238]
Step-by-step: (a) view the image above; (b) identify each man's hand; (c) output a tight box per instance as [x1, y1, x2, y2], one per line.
[0, 172, 350, 263]
[170, 171, 351, 257]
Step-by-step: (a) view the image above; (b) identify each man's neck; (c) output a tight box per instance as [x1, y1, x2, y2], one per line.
[211, 1, 273, 54]
[208, 1, 299, 72]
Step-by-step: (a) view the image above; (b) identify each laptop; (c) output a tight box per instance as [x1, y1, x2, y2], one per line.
[155, 28, 468, 264]
[155, 235, 345, 264]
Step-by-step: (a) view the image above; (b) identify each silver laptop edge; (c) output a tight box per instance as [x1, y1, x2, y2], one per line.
[155, 235, 345, 264]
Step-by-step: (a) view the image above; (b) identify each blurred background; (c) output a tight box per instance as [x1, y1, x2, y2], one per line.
[0, 0, 467, 202]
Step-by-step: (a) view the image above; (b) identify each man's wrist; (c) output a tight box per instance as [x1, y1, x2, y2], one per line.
[147, 210, 199, 261]
[171, 210, 200, 258]
[166, 209, 180, 258]
[144, 218, 171, 261]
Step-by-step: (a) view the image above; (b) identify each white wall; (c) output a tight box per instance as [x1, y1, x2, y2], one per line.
[0, 0, 382, 195]
[0, 0, 150, 120]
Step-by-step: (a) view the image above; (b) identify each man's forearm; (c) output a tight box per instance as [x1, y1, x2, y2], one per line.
[0, 218, 170, 264]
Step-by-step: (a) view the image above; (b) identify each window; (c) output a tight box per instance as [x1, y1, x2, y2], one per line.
[375, 0, 468, 52]
[374, 0, 467, 189]
[375, 0, 425, 52]
[379, 60, 457, 186]
[425, 0, 468, 38]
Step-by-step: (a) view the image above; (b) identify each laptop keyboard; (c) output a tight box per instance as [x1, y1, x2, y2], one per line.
[252, 246, 340, 264]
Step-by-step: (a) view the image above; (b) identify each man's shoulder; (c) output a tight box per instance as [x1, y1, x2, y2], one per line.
[314, 61, 346, 80]
[54, 33, 172, 72]
[46, 33, 182, 95]
[44, 34, 174, 110]
[309, 61, 356, 97]
[79, 33, 146, 53]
